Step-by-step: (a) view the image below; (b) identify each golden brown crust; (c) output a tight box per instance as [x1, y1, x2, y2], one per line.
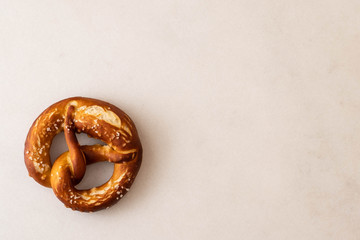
[24, 97, 142, 212]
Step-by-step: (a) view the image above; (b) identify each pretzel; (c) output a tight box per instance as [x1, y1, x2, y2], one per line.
[24, 97, 142, 212]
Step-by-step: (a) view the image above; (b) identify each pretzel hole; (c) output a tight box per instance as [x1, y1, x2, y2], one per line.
[49, 132, 114, 189]
[50, 132, 106, 165]
[75, 161, 114, 190]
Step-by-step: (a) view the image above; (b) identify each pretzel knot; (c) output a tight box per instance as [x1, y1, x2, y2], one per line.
[24, 97, 142, 212]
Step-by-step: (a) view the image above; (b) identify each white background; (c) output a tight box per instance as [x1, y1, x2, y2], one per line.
[1, 1, 360, 239]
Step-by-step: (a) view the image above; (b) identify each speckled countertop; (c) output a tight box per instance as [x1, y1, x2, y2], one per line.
[0, 1, 359, 239]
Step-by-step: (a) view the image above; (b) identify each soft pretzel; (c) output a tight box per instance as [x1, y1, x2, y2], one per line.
[24, 97, 142, 212]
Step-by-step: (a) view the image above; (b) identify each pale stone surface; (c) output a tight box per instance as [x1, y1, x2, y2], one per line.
[0, 0, 360, 239]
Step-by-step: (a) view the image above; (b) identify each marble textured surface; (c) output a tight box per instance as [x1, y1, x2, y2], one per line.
[0, 1, 359, 239]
